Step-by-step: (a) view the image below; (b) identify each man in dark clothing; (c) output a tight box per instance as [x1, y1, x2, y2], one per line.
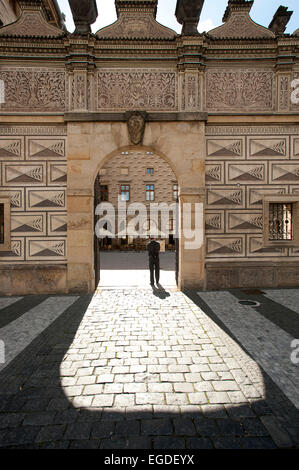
[147, 237, 160, 286]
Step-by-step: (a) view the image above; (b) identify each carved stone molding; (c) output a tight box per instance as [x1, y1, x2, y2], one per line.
[206, 126, 299, 136]
[0, 126, 67, 136]
[180, 72, 201, 111]
[70, 72, 89, 111]
[278, 75, 290, 111]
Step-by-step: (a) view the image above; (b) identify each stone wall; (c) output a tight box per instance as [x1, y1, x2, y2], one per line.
[0, 126, 67, 274]
[205, 125, 299, 289]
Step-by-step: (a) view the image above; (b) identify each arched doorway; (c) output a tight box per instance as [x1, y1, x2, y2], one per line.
[66, 119, 206, 293]
[93, 147, 179, 288]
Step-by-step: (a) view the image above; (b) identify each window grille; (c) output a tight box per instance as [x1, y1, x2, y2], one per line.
[269, 203, 293, 241]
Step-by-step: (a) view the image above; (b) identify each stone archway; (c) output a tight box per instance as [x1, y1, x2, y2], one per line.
[66, 118, 206, 293]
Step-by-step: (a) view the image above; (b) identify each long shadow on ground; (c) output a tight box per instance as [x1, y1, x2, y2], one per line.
[0, 290, 298, 449]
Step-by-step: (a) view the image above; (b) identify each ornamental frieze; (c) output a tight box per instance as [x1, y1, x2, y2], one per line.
[206, 70, 274, 112]
[97, 69, 177, 112]
[0, 68, 66, 112]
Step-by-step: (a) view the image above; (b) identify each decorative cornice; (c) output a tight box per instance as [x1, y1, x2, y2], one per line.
[0, 3, 65, 38]
[208, 0, 274, 39]
[97, 0, 175, 40]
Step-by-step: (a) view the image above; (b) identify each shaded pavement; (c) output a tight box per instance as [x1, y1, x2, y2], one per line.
[0, 284, 298, 449]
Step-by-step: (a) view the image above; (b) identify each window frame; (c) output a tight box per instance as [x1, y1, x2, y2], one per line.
[146, 184, 155, 202]
[263, 195, 299, 248]
[173, 183, 179, 201]
[100, 184, 109, 202]
[0, 196, 11, 251]
[120, 184, 130, 202]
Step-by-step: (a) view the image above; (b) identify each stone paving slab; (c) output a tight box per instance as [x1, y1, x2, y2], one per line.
[0, 288, 298, 449]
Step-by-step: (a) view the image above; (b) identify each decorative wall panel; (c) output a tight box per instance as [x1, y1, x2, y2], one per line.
[226, 211, 263, 233]
[207, 187, 245, 209]
[26, 238, 66, 261]
[205, 211, 224, 233]
[0, 68, 66, 112]
[0, 138, 24, 161]
[227, 163, 266, 184]
[206, 235, 245, 258]
[26, 138, 66, 160]
[97, 69, 177, 111]
[0, 238, 24, 261]
[291, 137, 299, 159]
[247, 186, 287, 208]
[206, 70, 274, 112]
[205, 163, 224, 185]
[0, 126, 67, 265]
[207, 138, 244, 159]
[26, 189, 66, 211]
[11, 213, 46, 237]
[248, 137, 288, 159]
[205, 125, 299, 261]
[3, 163, 46, 186]
[270, 163, 299, 183]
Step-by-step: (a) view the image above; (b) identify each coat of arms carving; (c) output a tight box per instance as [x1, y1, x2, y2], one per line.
[126, 111, 147, 145]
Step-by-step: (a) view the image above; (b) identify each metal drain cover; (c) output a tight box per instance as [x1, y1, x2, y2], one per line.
[238, 300, 260, 307]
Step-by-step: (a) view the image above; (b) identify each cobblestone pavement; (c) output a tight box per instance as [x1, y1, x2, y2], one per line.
[0, 286, 298, 449]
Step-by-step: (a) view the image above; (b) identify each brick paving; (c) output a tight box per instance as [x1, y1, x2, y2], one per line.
[0, 286, 298, 449]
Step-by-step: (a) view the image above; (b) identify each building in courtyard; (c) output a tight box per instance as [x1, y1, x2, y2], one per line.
[0, 0, 299, 294]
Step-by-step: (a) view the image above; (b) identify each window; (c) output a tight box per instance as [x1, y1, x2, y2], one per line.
[146, 184, 155, 201]
[0, 204, 4, 244]
[173, 184, 179, 201]
[0, 197, 10, 251]
[100, 185, 109, 202]
[147, 168, 154, 175]
[269, 203, 293, 241]
[263, 196, 299, 247]
[120, 185, 130, 201]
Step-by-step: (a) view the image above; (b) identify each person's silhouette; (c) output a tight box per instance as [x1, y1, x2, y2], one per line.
[147, 237, 160, 286]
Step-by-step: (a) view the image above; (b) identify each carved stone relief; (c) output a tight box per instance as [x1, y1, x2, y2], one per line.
[206, 70, 274, 112]
[126, 111, 147, 145]
[0, 68, 66, 112]
[97, 69, 177, 111]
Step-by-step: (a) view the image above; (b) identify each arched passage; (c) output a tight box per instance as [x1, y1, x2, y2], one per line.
[93, 146, 179, 288]
[66, 119, 206, 293]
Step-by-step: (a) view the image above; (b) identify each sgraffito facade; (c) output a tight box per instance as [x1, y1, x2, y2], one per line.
[0, 0, 299, 294]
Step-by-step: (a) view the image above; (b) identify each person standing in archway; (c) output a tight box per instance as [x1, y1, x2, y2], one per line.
[147, 236, 160, 286]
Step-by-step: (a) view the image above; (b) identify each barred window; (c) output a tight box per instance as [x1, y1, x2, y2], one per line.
[146, 184, 155, 201]
[0, 204, 4, 244]
[269, 203, 293, 241]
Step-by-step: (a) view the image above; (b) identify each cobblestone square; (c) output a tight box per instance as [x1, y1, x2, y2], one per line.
[0, 282, 298, 449]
